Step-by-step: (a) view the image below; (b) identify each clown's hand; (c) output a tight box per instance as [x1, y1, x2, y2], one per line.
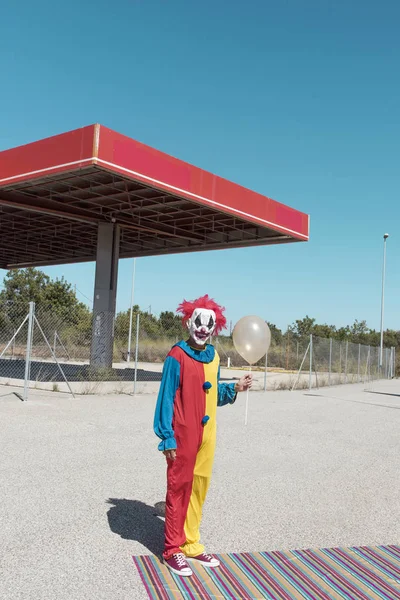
[235, 374, 253, 393]
[163, 449, 177, 461]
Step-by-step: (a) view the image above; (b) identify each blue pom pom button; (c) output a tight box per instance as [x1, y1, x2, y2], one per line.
[203, 381, 212, 391]
[202, 415, 210, 425]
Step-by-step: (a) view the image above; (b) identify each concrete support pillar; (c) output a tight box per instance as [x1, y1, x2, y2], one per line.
[90, 223, 120, 368]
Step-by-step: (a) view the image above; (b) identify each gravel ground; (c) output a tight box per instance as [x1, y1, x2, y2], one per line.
[1, 379, 399, 600]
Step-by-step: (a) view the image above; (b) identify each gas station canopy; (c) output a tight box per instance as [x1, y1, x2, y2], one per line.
[0, 124, 309, 269]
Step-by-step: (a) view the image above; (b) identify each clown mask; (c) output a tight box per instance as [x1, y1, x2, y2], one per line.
[187, 308, 216, 346]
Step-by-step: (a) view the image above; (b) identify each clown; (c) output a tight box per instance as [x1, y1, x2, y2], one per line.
[154, 295, 252, 577]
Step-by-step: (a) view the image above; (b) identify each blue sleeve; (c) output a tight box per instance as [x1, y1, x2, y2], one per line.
[153, 356, 180, 451]
[217, 365, 237, 407]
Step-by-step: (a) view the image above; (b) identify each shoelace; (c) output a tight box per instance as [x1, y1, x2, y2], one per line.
[203, 553, 213, 561]
[174, 553, 187, 567]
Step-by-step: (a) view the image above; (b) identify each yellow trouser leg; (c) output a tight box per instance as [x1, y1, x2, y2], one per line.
[181, 473, 211, 557]
[181, 424, 216, 558]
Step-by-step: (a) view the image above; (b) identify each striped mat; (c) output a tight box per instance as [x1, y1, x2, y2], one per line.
[133, 546, 400, 599]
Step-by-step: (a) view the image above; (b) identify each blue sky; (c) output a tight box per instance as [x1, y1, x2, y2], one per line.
[1, 0, 399, 332]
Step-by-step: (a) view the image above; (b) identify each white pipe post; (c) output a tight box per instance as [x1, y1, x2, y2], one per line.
[23, 302, 35, 402]
[127, 258, 137, 364]
[364, 346, 370, 384]
[345, 341, 349, 383]
[291, 342, 310, 392]
[369, 346, 372, 382]
[33, 317, 75, 398]
[379, 234, 389, 368]
[328, 338, 332, 386]
[387, 348, 390, 378]
[133, 312, 140, 395]
[264, 352, 268, 392]
[358, 343, 361, 382]
[309, 334, 313, 390]
[390, 347, 393, 378]
[245, 365, 252, 425]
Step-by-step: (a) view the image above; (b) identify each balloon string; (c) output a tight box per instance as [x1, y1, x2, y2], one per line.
[245, 365, 252, 426]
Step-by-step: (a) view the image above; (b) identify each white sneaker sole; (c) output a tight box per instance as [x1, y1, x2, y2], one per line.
[187, 558, 220, 568]
[163, 561, 193, 577]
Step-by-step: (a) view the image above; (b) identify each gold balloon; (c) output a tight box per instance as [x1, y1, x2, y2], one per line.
[232, 316, 271, 365]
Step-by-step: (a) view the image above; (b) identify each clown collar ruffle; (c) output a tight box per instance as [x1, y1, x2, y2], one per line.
[175, 340, 215, 363]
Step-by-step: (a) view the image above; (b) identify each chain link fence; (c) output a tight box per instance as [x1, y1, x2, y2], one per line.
[0, 301, 396, 398]
[291, 334, 395, 391]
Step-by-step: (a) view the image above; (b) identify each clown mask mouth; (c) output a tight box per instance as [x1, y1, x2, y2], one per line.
[187, 309, 216, 346]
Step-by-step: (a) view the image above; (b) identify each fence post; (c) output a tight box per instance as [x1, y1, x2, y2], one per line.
[387, 348, 390, 378]
[383, 348, 386, 378]
[345, 341, 349, 383]
[309, 334, 313, 390]
[23, 302, 35, 402]
[12, 330, 16, 359]
[390, 347, 394, 378]
[329, 338, 332, 386]
[369, 345, 372, 382]
[390, 347, 393, 378]
[127, 258, 137, 364]
[358, 343, 361, 382]
[364, 345, 370, 384]
[388, 348, 390, 378]
[291, 341, 310, 392]
[264, 352, 268, 392]
[127, 307, 134, 365]
[54, 331, 57, 357]
[133, 312, 140, 395]
[385, 348, 388, 378]
[33, 315, 75, 398]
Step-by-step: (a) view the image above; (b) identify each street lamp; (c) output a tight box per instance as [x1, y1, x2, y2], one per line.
[379, 234, 389, 369]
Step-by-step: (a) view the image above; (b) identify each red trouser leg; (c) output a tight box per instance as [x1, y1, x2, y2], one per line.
[163, 446, 197, 560]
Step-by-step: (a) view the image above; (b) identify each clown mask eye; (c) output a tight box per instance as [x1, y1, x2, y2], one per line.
[208, 316, 214, 329]
[195, 315, 202, 328]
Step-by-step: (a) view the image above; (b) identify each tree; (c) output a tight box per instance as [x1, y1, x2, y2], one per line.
[267, 322, 283, 346]
[313, 323, 336, 339]
[0, 268, 90, 328]
[335, 326, 350, 341]
[159, 311, 185, 337]
[290, 315, 316, 339]
[0, 268, 49, 323]
[348, 319, 369, 344]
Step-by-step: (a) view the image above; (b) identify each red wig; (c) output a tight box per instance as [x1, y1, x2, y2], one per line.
[177, 294, 227, 335]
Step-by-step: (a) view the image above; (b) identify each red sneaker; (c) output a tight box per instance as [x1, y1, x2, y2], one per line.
[163, 553, 193, 577]
[187, 553, 220, 568]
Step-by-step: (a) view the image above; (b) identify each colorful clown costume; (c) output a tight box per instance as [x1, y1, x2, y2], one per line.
[154, 340, 237, 560]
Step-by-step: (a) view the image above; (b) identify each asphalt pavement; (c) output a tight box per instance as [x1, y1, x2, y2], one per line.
[1, 379, 399, 599]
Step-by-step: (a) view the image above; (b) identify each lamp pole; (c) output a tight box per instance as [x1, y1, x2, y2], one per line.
[379, 234, 389, 369]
